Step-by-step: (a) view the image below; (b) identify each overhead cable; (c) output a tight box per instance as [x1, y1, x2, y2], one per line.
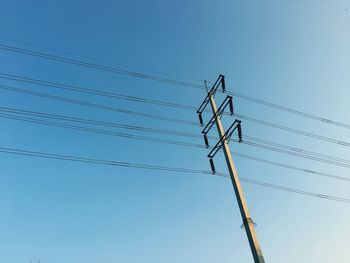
[1, 145, 349, 204]
[1, 110, 350, 182]
[1, 43, 349, 130]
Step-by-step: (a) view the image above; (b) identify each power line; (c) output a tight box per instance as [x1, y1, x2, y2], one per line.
[0, 84, 198, 126]
[1, 42, 349, 130]
[2, 108, 350, 182]
[240, 177, 350, 204]
[0, 106, 202, 138]
[0, 145, 212, 174]
[1, 75, 350, 148]
[0, 35, 205, 83]
[244, 135, 350, 164]
[2, 105, 350, 166]
[2, 75, 350, 171]
[2, 80, 350, 169]
[0, 112, 205, 149]
[232, 152, 350, 182]
[0, 43, 203, 89]
[241, 140, 350, 168]
[235, 113, 350, 147]
[0, 72, 195, 110]
[1, 145, 349, 204]
[227, 91, 350, 130]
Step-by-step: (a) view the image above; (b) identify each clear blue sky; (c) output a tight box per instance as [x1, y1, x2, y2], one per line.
[1, 0, 350, 262]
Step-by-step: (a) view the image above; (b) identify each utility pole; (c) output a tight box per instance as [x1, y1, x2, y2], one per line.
[197, 75, 265, 263]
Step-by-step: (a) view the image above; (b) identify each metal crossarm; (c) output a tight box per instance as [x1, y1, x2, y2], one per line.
[202, 96, 233, 135]
[209, 74, 225, 95]
[196, 75, 225, 115]
[207, 119, 241, 158]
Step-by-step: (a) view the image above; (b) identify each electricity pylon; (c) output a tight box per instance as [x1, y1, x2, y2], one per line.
[197, 75, 265, 263]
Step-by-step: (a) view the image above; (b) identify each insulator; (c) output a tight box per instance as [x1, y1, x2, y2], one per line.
[198, 113, 204, 126]
[209, 158, 216, 174]
[229, 98, 234, 115]
[221, 76, 226, 92]
[203, 134, 209, 148]
[237, 122, 243, 143]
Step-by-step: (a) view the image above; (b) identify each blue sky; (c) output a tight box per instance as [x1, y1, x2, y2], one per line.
[0, 0, 350, 262]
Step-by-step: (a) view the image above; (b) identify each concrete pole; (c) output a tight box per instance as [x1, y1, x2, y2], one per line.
[208, 93, 265, 263]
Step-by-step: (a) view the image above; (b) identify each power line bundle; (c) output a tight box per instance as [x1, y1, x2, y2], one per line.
[1, 40, 350, 204]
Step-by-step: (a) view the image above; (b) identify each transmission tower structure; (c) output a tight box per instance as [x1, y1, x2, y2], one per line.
[197, 75, 265, 263]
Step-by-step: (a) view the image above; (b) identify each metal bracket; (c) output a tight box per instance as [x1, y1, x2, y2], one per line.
[240, 217, 257, 230]
[201, 95, 233, 135]
[197, 74, 225, 115]
[207, 119, 242, 159]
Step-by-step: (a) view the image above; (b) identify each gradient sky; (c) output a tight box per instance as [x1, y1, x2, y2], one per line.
[1, 0, 350, 262]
